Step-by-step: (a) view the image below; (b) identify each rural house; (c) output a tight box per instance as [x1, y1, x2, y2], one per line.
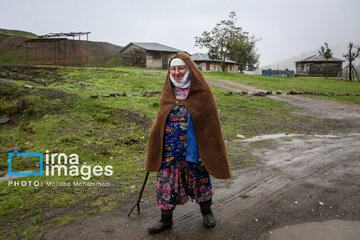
[295, 54, 344, 77]
[119, 42, 182, 70]
[191, 53, 238, 72]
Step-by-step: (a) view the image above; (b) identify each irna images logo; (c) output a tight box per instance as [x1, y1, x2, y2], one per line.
[8, 150, 113, 180]
[8, 150, 43, 176]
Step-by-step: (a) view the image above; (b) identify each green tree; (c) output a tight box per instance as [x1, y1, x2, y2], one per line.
[318, 42, 333, 78]
[228, 33, 260, 73]
[195, 11, 259, 72]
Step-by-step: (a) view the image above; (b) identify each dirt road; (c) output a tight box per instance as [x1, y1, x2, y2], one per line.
[44, 78, 360, 240]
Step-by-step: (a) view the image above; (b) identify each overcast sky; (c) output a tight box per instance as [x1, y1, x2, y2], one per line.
[1, 0, 359, 66]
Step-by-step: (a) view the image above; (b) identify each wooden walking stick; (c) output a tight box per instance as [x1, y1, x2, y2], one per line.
[128, 171, 149, 216]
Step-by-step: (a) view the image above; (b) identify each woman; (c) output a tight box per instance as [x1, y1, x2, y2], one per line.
[146, 52, 231, 233]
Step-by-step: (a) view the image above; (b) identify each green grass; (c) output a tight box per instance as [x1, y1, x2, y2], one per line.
[307, 94, 360, 105]
[0, 49, 27, 65]
[0, 66, 164, 238]
[0, 29, 38, 39]
[204, 72, 360, 104]
[0, 30, 37, 65]
[0, 65, 345, 238]
[211, 84, 333, 140]
[105, 56, 123, 68]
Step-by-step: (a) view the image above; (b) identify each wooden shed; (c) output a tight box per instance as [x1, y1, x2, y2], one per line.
[119, 42, 182, 70]
[295, 54, 344, 77]
[191, 53, 238, 72]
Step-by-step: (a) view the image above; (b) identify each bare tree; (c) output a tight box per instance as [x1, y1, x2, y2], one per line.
[342, 42, 360, 81]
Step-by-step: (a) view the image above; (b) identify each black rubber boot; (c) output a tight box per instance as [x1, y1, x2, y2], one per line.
[148, 209, 173, 233]
[199, 199, 216, 228]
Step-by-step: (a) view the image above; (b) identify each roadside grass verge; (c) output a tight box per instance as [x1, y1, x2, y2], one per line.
[0, 66, 340, 238]
[204, 72, 360, 104]
[211, 84, 334, 140]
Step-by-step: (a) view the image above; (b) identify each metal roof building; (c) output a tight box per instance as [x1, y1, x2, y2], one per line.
[191, 53, 237, 63]
[294, 54, 344, 77]
[295, 54, 344, 63]
[191, 53, 238, 72]
[121, 42, 182, 53]
[119, 42, 183, 69]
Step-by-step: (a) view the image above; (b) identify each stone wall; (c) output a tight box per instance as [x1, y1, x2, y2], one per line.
[145, 52, 176, 70]
[119, 44, 146, 68]
[296, 61, 343, 77]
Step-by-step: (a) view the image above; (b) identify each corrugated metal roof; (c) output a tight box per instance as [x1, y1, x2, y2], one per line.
[191, 53, 237, 64]
[128, 42, 182, 52]
[295, 54, 344, 63]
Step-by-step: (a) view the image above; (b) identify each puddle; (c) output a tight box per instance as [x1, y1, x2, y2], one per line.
[269, 220, 360, 240]
[241, 133, 303, 142]
[238, 133, 353, 142]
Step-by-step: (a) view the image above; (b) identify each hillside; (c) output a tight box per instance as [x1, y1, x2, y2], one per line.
[0, 28, 123, 67]
[0, 28, 38, 39]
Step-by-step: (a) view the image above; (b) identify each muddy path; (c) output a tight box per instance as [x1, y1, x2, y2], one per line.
[44, 78, 360, 240]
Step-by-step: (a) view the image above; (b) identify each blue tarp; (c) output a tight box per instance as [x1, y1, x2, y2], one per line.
[262, 69, 295, 77]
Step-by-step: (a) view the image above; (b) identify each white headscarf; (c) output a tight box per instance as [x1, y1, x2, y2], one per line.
[169, 58, 191, 89]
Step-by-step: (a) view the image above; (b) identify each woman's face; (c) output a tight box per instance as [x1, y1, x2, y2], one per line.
[169, 65, 187, 82]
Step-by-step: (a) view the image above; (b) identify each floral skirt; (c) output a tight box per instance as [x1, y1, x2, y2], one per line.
[156, 153, 214, 210]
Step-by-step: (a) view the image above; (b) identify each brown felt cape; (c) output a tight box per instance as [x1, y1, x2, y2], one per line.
[145, 52, 232, 179]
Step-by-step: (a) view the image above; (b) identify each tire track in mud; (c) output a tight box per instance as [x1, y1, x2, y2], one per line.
[44, 134, 360, 240]
[198, 133, 360, 239]
[213, 134, 357, 212]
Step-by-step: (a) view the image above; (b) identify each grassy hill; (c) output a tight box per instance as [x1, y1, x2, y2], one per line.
[0, 28, 123, 67]
[0, 28, 39, 39]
